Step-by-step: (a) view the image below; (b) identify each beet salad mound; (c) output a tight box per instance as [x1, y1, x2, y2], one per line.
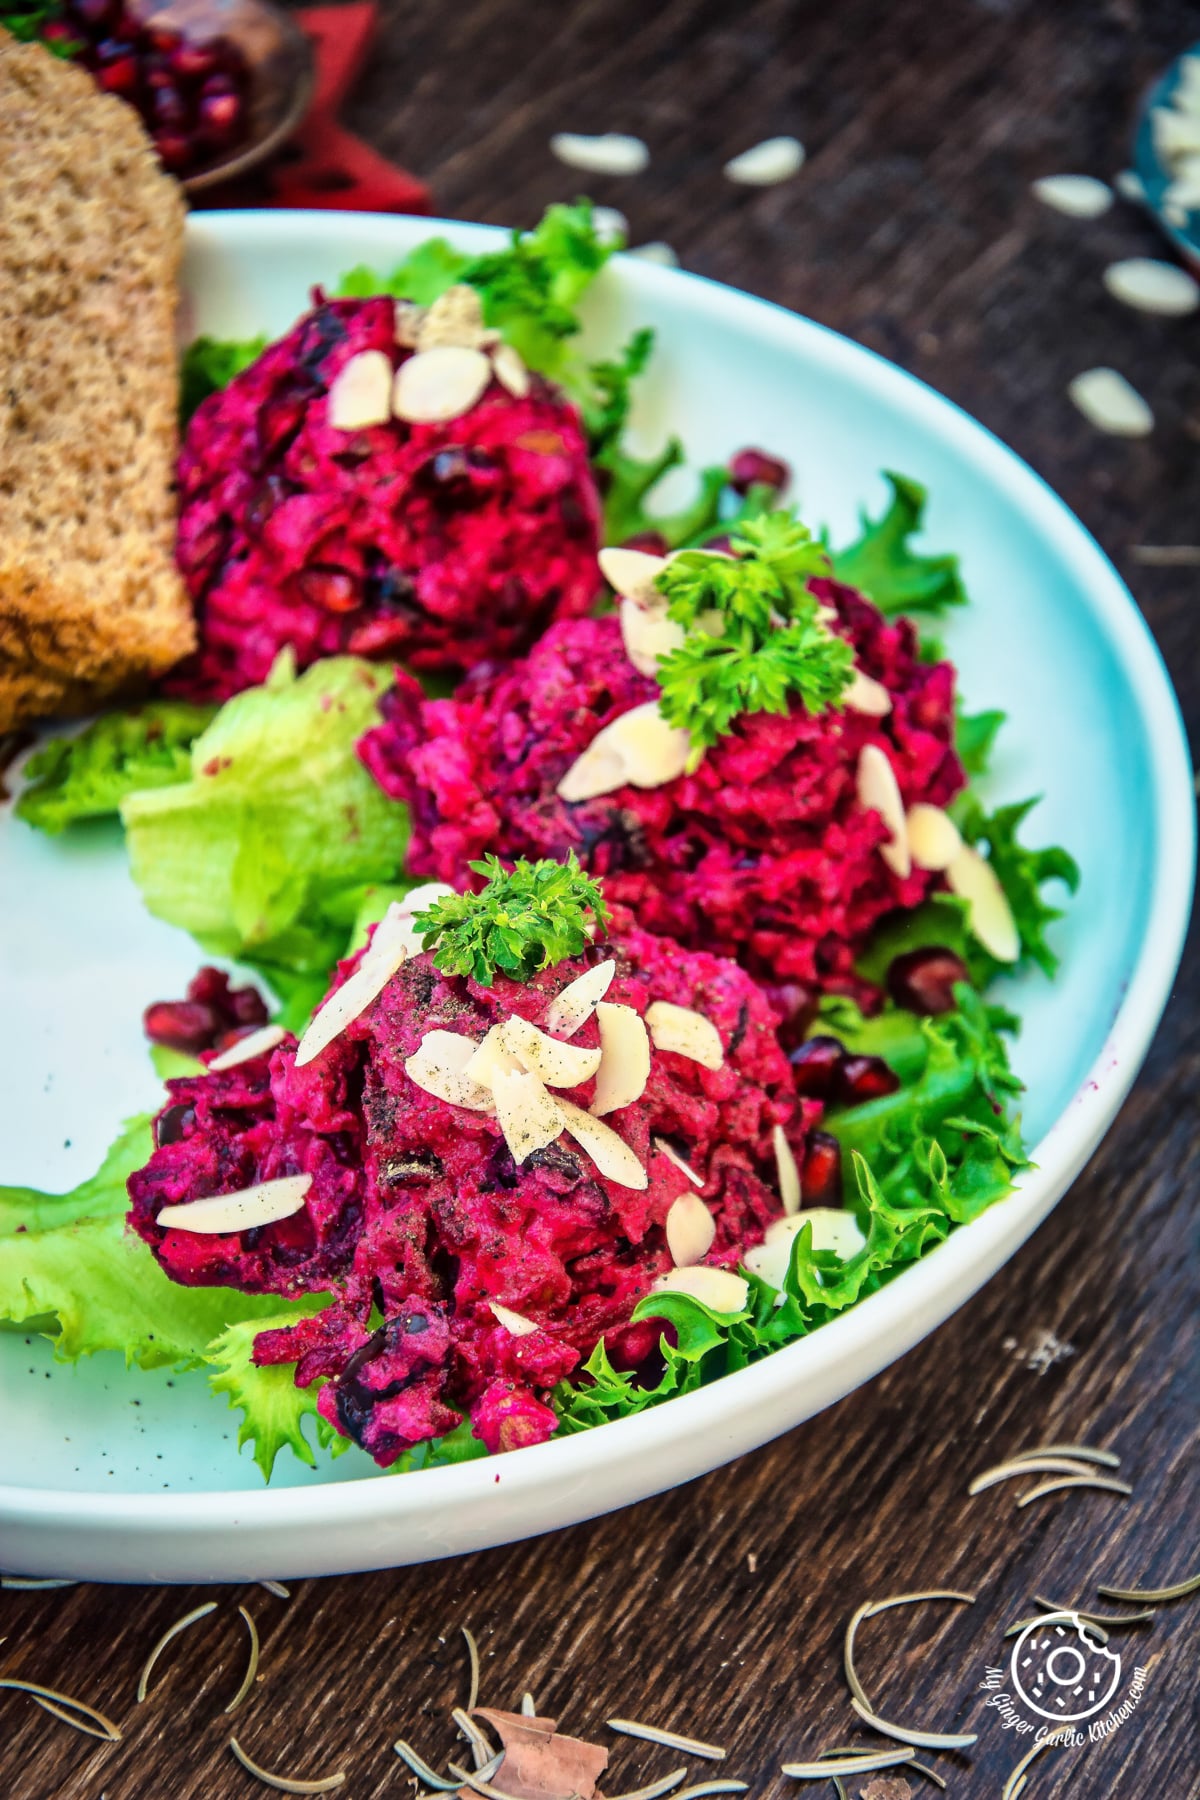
[127, 858, 814, 1466]
[172, 285, 602, 701]
[359, 514, 977, 1017]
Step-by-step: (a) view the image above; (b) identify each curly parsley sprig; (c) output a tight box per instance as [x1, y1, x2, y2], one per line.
[412, 854, 610, 986]
[652, 511, 854, 762]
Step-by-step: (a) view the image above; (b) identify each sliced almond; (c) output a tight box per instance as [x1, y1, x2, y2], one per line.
[598, 547, 668, 604]
[463, 1022, 526, 1090]
[723, 135, 805, 186]
[488, 1301, 539, 1338]
[544, 959, 616, 1038]
[500, 1015, 603, 1088]
[619, 597, 685, 677]
[492, 1068, 565, 1165]
[405, 1029, 496, 1110]
[157, 1173, 312, 1236]
[327, 349, 393, 431]
[1067, 367, 1154, 438]
[590, 1002, 651, 1115]
[1102, 258, 1200, 318]
[396, 881, 456, 918]
[295, 928, 410, 1067]
[906, 803, 963, 872]
[650, 1265, 748, 1313]
[549, 131, 650, 175]
[665, 1192, 716, 1267]
[645, 1001, 724, 1071]
[856, 743, 911, 879]
[394, 299, 424, 348]
[556, 738, 629, 803]
[743, 1208, 867, 1290]
[556, 1098, 648, 1189]
[772, 1123, 801, 1215]
[946, 844, 1020, 963]
[393, 345, 492, 425]
[491, 342, 531, 397]
[415, 283, 486, 351]
[608, 702, 691, 787]
[207, 1024, 287, 1072]
[842, 668, 893, 717]
[653, 1137, 704, 1186]
[1030, 173, 1113, 218]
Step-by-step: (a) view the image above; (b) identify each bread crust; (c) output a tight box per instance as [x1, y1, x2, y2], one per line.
[0, 32, 195, 730]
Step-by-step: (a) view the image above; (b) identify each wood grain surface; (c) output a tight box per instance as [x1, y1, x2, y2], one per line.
[5, 1, 1199, 1795]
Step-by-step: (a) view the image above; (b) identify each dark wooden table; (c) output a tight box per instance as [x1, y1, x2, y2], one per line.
[7, 2, 1199, 1795]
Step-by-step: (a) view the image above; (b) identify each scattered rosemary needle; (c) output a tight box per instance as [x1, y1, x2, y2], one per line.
[31, 1692, 119, 1740]
[1007, 1442, 1121, 1468]
[448, 1758, 528, 1800]
[843, 1589, 976, 1712]
[817, 1746, 944, 1792]
[1098, 1569, 1200, 1605]
[1130, 544, 1200, 566]
[607, 1718, 726, 1759]
[781, 1748, 915, 1778]
[137, 1600, 218, 1703]
[453, 1705, 496, 1769]
[1016, 1475, 1133, 1508]
[394, 1741, 465, 1790]
[0, 1676, 122, 1741]
[1031, 1593, 1154, 1629]
[521, 1690, 537, 1717]
[673, 1783, 748, 1799]
[849, 1692, 977, 1751]
[259, 1580, 291, 1600]
[0, 1576, 79, 1590]
[462, 1624, 481, 1713]
[968, 1456, 1112, 1495]
[1004, 1612, 1109, 1645]
[1000, 1727, 1072, 1800]
[225, 1605, 260, 1714]
[229, 1736, 346, 1794]
[605, 1767, 688, 1800]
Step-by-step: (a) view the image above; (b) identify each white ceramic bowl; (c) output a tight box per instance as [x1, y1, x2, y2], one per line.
[0, 212, 1192, 1583]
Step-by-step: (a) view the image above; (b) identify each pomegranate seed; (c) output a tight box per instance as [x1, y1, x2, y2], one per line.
[143, 23, 183, 54]
[763, 979, 818, 1052]
[199, 70, 238, 99]
[152, 129, 194, 173]
[230, 986, 270, 1028]
[620, 530, 671, 556]
[96, 54, 138, 94]
[789, 1034, 845, 1100]
[728, 447, 791, 495]
[152, 82, 188, 127]
[197, 88, 243, 141]
[66, 0, 115, 32]
[834, 1054, 901, 1106]
[143, 1000, 220, 1055]
[298, 566, 362, 613]
[155, 1102, 196, 1148]
[801, 1132, 843, 1207]
[169, 39, 221, 81]
[40, 19, 82, 48]
[887, 946, 970, 1016]
[701, 533, 735, 555]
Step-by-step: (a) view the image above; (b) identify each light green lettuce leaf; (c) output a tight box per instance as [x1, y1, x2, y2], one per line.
[830, 471, 967, 617]
[121, 654, 409, 975]
[15, 702, 216, 834]
[206, 1310, 340, 1481]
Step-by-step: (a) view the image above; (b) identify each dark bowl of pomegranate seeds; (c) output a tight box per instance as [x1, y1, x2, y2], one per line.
[21, 0, 314, 189]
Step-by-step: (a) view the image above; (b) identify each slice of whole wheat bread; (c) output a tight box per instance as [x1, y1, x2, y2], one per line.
[0, 32, 195, 731]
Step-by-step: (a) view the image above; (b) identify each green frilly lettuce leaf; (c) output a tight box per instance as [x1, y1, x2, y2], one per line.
[830, 471, 967, 617]
[120, 653, 409, 976]
[180, 333, 268, 425]
[15, 702, 216, 834]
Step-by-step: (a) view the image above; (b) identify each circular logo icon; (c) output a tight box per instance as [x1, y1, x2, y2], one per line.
[1011, 1612, 1123, 1722]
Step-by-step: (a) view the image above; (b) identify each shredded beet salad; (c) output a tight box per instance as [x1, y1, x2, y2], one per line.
[358, 580, 965, 1016]
[128, 908, 812, 1464]
[172, 294, 602, 701]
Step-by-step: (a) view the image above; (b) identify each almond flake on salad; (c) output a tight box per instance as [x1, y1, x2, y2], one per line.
[645, 1001, 724, 1071]
[843, 668, 893, 717]
[946, 844, 1020, 962]
[556, 1098, 648, 1189]
[207, 1024, 288, 1072]
[492, 1067, 566, 1164]
[857, 743, 911, 879]
[492, 342, 531, 398]
[295, 908, 414, 1067]
[744, 1208, 867, 1290]
[590, 1001, 651, 1115]
[654, 1138, 704, 1187]
[651, 1265, 749, 1313]
[499, 1014, 603, 1088]
[415, 284, 488, 351]
[772, 1124, 801, 1215]
[598, 546, 668, 604]
[392, 345, 493, 424]
[488, 1302, 540, 1338]
[905, 803, 962, 872]
[405, 1030, 497, 1110]
[665, 1192, 716, 1267]
[327, 348, 393, 431]
[544, 959, 616, 1037]
[557, 701, 692, 801]
[619, 596, 685, 677]
[156, 1174, 312, 1236]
